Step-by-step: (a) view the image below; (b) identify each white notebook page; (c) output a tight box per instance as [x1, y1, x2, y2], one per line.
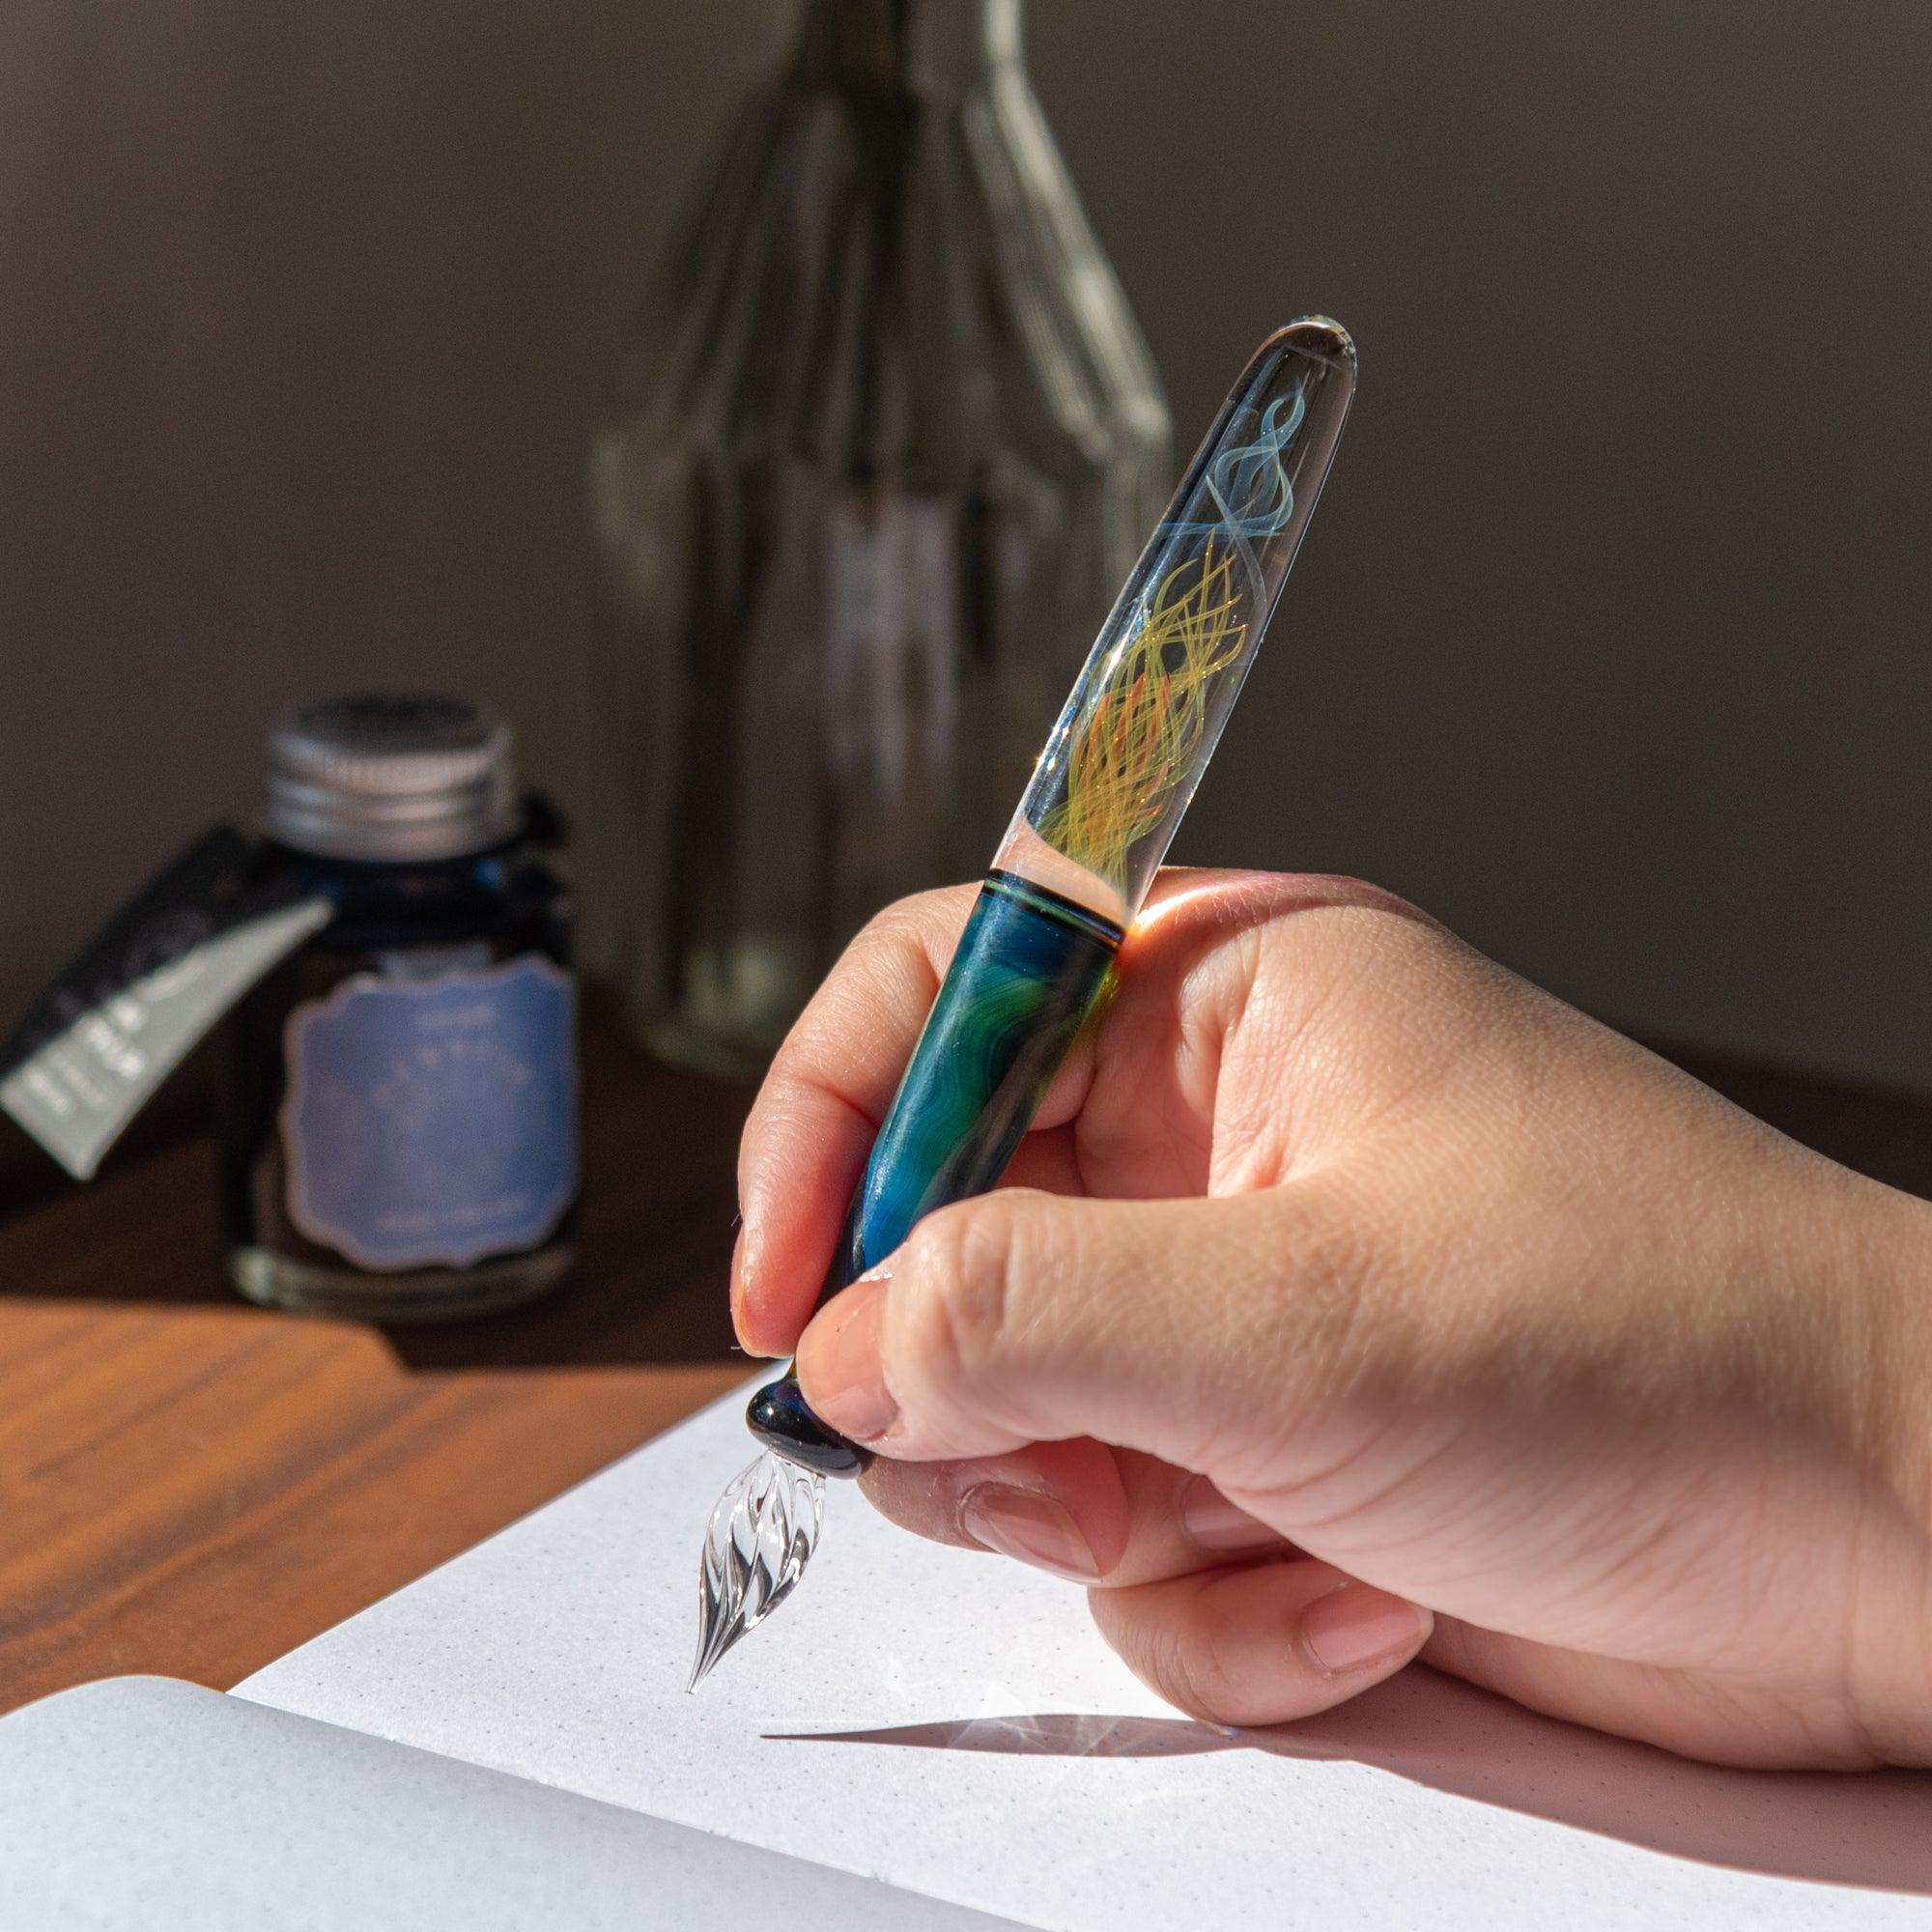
[239, 1382, 1932, 1931]
[0, 1675, 1023, 1931]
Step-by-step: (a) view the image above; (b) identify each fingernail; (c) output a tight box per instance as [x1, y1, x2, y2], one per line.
[728, 1231, 751, 1331]
[960, 1484, 1101, 1582]
[1301, 1585, 1429, 1676]
[1179, 1475, 1280, 1554]
[795, 1278, 897, 1440]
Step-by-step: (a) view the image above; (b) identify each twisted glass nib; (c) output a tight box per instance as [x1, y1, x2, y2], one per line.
[689, 1452, 825, 1690]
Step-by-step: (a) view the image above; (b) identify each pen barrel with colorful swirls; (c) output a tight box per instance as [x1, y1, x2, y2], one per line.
[746, 872, 1122, 1475]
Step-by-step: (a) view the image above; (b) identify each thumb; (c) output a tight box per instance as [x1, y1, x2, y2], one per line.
[793, 1183, 1376, 1479]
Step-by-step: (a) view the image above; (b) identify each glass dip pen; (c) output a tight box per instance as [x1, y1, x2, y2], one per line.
[692, 319, 1357, 1689]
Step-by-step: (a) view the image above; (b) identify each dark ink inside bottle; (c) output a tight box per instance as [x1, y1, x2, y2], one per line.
[217, 695, 578, 1321]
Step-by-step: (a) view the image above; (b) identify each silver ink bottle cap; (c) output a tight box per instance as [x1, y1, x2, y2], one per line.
[265, 694, 520, 862]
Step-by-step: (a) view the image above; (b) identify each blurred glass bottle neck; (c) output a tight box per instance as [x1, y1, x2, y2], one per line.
[793, 0, 1022, 96]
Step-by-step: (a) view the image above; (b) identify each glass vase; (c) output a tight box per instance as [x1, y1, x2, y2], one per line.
[590, 0, 1171, 1077]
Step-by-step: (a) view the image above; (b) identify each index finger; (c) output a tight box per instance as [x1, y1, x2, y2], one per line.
[729, 867, 1292, 1356]
[732, 885, 973, 1356]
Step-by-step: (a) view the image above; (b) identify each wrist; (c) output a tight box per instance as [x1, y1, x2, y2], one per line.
[1829, 1176, 1932, 1763]
[1861, 1183, 1932, 1531]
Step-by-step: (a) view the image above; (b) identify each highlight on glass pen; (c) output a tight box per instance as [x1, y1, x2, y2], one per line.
[691, 320, 1356, 1690]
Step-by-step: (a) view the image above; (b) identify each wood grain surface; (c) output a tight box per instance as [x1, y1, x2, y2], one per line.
[0, 1012, 1926, 1719]
[0, 1013, 754, 1714]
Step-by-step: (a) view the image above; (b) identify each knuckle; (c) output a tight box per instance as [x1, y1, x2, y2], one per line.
[1157, 1630, 1239, 1725]
[1111, 1589, 1242, 1725]
[859, 884, 978, 962]
[899, 1200, 1019, 1390]
[1291, 1191, 1381, 1340]
[1255, 877, 1458, 995]
[760, 1031, 826, 1097]
[851, 894, 923, 954]
[1247, 1188, 1391, 1415]
[771, 887, 980, 1081]
[1283, 1198, 1391, 1399]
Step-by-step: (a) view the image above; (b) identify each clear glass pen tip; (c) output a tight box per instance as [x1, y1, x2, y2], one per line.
[688, 1451, 825, 1690]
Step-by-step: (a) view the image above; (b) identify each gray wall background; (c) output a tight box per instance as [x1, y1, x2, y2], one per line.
[2, 0, 1927, 1091]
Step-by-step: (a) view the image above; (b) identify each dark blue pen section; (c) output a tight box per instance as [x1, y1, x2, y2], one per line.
[747, 871, 1122, 1475]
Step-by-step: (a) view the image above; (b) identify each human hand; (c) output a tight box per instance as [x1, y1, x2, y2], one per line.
[732, 872, 1932, 1768]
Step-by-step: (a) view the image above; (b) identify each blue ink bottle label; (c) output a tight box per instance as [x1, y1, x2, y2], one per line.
[280, 956, 578, 1271]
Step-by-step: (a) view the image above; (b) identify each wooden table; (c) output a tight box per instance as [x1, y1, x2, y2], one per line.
[0, 1013, 754, 1714]
[1, 1015, 1927, 1718]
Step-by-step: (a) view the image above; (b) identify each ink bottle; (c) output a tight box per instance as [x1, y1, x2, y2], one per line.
[216, 695, 578, 1321]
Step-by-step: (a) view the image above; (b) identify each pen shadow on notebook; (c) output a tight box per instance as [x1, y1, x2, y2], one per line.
[766, 1665, 1932, 1899]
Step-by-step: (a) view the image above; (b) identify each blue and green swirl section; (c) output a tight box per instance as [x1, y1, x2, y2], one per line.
[747, 872, 1122, 1475]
